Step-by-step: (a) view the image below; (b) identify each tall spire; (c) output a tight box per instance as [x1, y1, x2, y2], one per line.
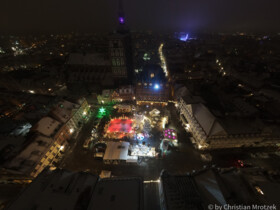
[118, 0, 125, 25]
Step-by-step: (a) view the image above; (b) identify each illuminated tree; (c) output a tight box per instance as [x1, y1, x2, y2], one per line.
[143, 119, 151, 134]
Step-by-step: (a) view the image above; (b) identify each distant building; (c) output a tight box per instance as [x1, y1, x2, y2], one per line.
[136, 64, 169, 106]
[0, 72, 61, 95]
[97, 89, 114, 104]
[66, 53, 113, 87]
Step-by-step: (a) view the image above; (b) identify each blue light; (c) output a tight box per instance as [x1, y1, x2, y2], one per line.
[154, 84, 159, 89]
[179, 33, 189, 42]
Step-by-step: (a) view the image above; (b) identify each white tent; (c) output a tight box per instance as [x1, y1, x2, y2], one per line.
[103, 141, 130, 162]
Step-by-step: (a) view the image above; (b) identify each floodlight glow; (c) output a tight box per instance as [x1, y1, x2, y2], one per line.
[154, 84, 159, 89]
[179, 33, 189, 41]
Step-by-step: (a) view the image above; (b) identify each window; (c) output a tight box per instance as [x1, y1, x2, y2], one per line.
[117, 59, 120, 66]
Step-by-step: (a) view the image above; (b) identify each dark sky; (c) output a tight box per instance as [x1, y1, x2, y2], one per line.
[1, 0, 280, 33]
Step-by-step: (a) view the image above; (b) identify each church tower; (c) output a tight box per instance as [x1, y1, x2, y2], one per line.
[109, 0, 133, 83]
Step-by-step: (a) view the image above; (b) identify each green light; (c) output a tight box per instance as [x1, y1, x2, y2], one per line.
[99, 107, 105, 114]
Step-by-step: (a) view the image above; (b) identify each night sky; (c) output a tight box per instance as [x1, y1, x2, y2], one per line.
[1, 0, 280, 33]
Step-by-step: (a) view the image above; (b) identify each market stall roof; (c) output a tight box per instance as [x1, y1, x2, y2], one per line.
[103, 141, 130, 161]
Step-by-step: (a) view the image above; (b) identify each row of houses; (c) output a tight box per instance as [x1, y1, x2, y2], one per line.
[4, 98, 90, 178]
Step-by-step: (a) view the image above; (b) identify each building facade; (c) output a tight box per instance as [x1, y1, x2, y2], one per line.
[51, 98, 90, 133]
[178, 97, 280, 150]
[6, 117, 71, 177]
[136, 64, 169, 106]
[108, 0, 133, 81]
[112, 85, 135, 102]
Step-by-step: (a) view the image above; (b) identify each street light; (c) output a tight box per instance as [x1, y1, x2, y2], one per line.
[69, 128, 74, 134]
[154, 84, 159, 90]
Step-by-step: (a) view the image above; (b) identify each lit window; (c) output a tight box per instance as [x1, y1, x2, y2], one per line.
[150, 73, 154, 78]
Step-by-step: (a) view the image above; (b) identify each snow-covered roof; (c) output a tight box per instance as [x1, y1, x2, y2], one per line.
[193, 169, 227, 205]
[103, 141, 129, 161]
[67, 53, 110, 66]
[33, 117, 61, 137]
[7, 169, 99, 210]
[192, 103, 226, 136]
[51, 100, 79, 123]
[7, 135, 53, 174]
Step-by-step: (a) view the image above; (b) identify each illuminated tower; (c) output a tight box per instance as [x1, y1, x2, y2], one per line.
[109, 0, 133, 82]
[118, 0, 125, 25]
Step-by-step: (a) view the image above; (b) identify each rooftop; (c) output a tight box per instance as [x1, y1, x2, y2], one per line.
[33, 117, 61, 137]
[160, 171, 204, 210]
[51, 100, 79, 123]
[103, 141, 130, 161]
[67, 53, 110, 66]
[6, 135, 54, 174]
[87, 177, 143, 210]
[7, 168, 99, 210]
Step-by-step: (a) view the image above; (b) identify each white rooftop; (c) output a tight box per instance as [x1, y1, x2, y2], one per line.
[34, 117, 61, 137]
[51, 100, 79, 123]
[103, 141, 130, 161]
[7, 135, 53, 174]
[192, 103, 226, 136]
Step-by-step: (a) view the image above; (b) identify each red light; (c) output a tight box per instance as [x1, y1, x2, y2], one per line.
[107, 119, 133, 133]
